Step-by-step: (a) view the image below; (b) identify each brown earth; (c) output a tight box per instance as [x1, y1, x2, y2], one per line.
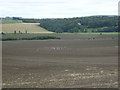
[2, 34, 118, 88]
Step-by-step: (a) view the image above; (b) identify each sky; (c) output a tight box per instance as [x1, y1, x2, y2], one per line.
[0, 0, 119, 18]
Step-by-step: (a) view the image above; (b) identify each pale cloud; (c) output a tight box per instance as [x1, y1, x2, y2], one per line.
[0, 0, 119, 18]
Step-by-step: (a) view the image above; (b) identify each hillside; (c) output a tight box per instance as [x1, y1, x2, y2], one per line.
[1, 23, 54, 33]
[39, 15, 118, 33]
[1, 15, 118, 33]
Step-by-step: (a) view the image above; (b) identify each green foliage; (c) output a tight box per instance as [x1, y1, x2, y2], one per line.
[39, 16, 118, 33]
[100, 33, 102, 35]
[2, 38, 18, 41]
[20, 19, 40, 23]
[14, 31, 16, 34]
[1, 20, 22, 24]
[118, 16, 120, 32]
[1, 36, 61, 41]
[1, 32, 5, 35]
[83, 26, 118, 32]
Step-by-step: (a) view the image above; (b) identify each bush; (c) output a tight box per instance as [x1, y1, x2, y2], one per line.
[2, 38, 18, 41]
[1, 36, 61, 41]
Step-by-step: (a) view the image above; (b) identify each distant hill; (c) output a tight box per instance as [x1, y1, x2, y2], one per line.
[0, 17, 40, 23]
[1, 15, 118, 33]
[39, 15, 118, 33]
[1, 23, 54, 34]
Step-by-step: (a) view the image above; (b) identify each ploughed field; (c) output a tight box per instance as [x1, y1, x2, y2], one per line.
[3, 34, 118, 88]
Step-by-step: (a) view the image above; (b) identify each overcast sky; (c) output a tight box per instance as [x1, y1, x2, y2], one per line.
[0, 0, 119, 18]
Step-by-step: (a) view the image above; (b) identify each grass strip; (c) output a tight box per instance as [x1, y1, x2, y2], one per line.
[1, 36, 61, 41]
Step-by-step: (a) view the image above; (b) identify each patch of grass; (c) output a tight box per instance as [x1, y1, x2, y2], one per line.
[55, 32, 119, 35]
[1, 38, 18, 41]
[1, 36, 61, 41]
[1, 20, 22, 24]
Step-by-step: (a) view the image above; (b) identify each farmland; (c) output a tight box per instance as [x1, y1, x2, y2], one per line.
[1, 20, 22, 24]
[2, 34, 118, 88]
[1, 23, 53, 33]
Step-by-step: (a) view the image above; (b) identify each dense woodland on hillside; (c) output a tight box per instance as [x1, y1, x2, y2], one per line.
[1, 15, 119, 33]
[118, 16, 120, 31]
[39, 16, 118, 33]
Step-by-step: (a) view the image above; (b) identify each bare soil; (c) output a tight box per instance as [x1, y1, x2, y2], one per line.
[2, 34, 118, 88]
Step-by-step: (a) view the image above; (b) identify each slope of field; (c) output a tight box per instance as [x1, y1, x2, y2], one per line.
[1, 23, 54, 33]
[3, 34, 118, 88]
